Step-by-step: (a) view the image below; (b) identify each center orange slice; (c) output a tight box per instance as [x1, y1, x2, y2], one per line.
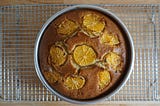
[73, 45, 96, 66]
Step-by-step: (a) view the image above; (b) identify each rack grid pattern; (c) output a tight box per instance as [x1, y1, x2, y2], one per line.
[0, 4, 160, 102]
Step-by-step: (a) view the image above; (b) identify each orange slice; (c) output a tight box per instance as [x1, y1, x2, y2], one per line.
[73, 45, 96, 66]
[44, 71, 62, 83]
[83, 13, 105, 37]
[64, 75, 85, 90]
[100, 31, 119, 46]
[104, 52, 122, 71]
[49, 45, 67, 66]
[98, 70, 111, 89]
[57, 18, 78, 36]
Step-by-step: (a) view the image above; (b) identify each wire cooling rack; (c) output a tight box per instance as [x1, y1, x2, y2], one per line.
[0, 4, 160, 102]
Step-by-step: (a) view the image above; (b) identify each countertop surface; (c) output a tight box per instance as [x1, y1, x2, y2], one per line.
[0, 0, 160, 106]
[0, 0, 160, 6]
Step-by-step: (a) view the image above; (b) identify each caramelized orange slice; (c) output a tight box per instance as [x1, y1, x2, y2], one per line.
[98, 70, 111, 89]
[64, 75, 85, 90]
[44, 71, 62, 83]
[57, 18, 78, 36]
[73, 45, 96, 66]
[83, 13, 105, 37]
[104, 52, 122, 71]
[100, 31, 119, 46]
[49, 45, 67, 66]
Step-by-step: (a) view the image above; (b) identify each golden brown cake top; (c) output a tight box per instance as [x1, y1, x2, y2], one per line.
[39, 9, 127, 99]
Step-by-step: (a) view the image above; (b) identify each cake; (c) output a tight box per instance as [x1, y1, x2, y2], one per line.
[38, 9, 127, 99]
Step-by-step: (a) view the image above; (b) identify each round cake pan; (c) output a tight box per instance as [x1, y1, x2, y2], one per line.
[34, 5, 135, 104]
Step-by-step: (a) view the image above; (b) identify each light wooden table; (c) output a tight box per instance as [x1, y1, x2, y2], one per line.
[0, 0, 160, 106]
[0, 0, 160, 6]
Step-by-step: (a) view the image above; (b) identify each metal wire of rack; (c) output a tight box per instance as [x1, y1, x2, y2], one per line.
[0, 4, 159, 102]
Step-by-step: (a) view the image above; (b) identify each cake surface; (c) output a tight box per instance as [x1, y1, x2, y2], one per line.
[39, 9, 127, 99]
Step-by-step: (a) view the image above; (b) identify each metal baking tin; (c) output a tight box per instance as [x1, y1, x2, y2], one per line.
[34, 5, 135, 104]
